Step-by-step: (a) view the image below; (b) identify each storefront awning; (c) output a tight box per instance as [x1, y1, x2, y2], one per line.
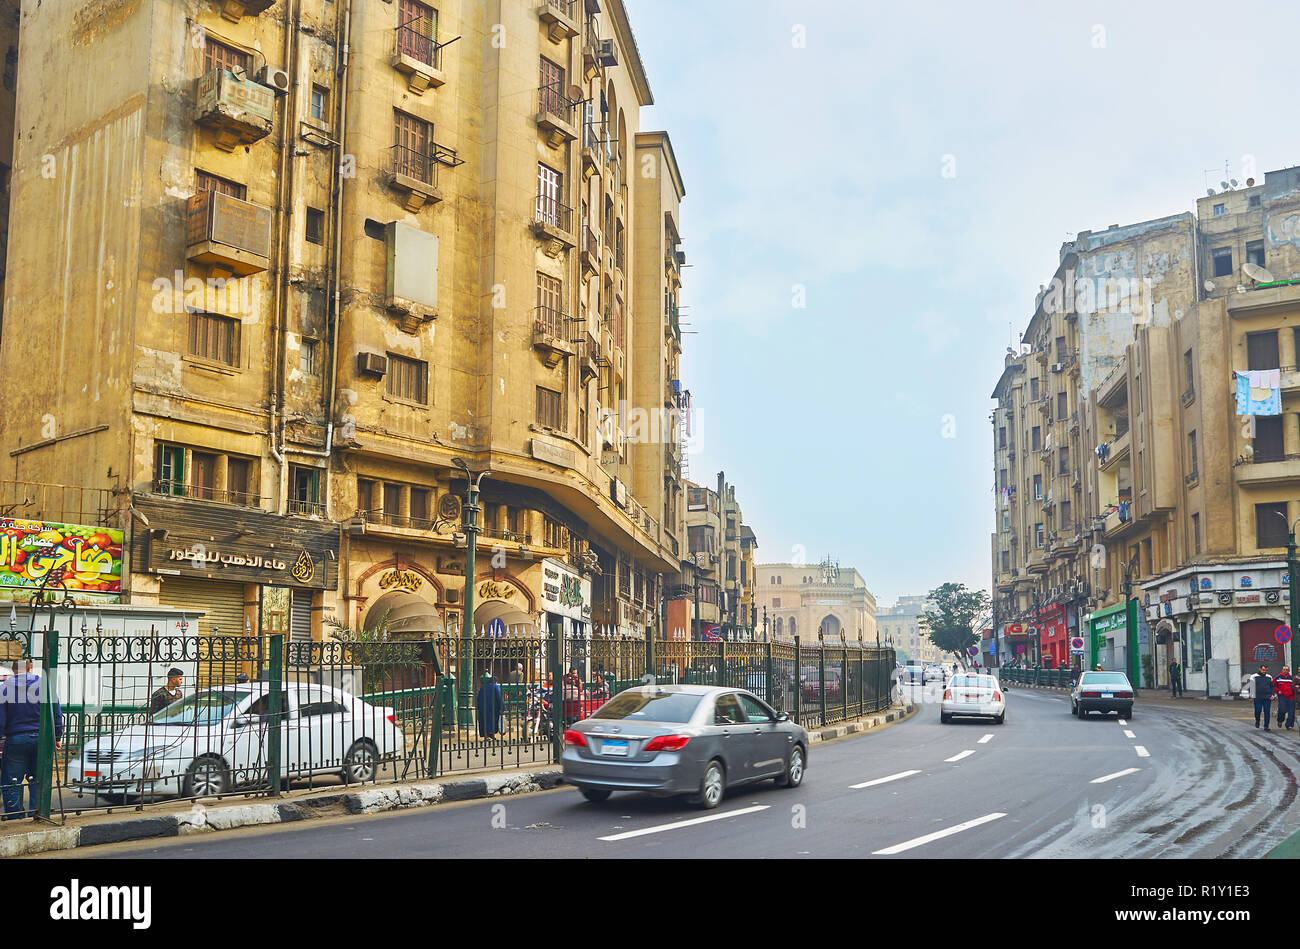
[473, 599, 536, 636]
[365, 591, 445, 637]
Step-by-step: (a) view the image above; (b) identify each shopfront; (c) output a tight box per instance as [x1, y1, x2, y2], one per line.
[1088, 602, 1129, 677]
[133, 497, 339, 650]
[1037, 604, 1067, 668]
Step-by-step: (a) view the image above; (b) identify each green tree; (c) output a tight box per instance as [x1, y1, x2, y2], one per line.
[919, 583, 990, 666]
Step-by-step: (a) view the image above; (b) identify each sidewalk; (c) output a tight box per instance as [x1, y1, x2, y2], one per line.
[0, 700, 916, 858]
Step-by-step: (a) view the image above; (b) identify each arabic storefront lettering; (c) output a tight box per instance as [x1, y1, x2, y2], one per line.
[379, 569, 423, 593]
[0, 518, 123, 601]
[477, 580, 515, 602]
[167, 546, 290, 572]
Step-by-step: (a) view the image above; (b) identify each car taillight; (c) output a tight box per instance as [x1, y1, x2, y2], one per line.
[1116, 692, 1132, 699]
[943, 690, 952, 700]
[993, 691, 1002, 702]
[386, 714, 396, 725]
[564, 729, 587, 747]
[643, 734, 691, 752]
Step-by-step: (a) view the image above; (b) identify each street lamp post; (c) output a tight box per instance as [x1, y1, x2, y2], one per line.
[1121, 554, 1140, 689]
[452, 458, 489, 727]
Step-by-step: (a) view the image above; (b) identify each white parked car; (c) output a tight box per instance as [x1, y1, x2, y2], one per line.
[67, 681, 403, 800]
[923, 664, 945, 683]
[940, 673, 1006, 725]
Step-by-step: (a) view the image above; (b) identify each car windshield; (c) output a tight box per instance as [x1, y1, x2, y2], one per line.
[1081, 673, 1130, 687]
[951, 676, 996, 689]
[591, 690, 703, 724]
[149, 689, 246, 726]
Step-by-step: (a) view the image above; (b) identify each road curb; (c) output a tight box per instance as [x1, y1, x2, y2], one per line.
[4, 767, 567, 858]
[809, 702, 916, 744]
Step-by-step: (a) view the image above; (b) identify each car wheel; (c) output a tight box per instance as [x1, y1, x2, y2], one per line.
[1071, 701, 1078, 717]
[694, 760, 725, 810]
[1124, 707, 1133, 719]
[994, 712, 1005, 725]
[581, 788, 612, 803]
[342, 740, 378, 785]
[776, 745, 805, 788]
[182, 756, 230, 799]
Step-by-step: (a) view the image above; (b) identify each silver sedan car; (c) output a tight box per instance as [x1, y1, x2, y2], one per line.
[562, 684, 809, 809]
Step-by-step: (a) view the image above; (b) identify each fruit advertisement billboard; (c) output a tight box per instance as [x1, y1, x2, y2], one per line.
[0, 519, 124, 604]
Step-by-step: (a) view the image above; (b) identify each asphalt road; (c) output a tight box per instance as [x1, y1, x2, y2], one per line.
[77, 682, 1300, 859]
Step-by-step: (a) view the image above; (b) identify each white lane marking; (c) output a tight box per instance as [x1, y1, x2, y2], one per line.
[873, 812, 1008, 855]
[598, 805, 769, 842]
[1090, 767, 1141, 784]
[945, 750, 975, 762]
[1123, 730, 1136, 739]
[978, 734, 994, 744]
[1117, 719, 1127, 726]
[850, 769, 921, 790]
[1135, 745, 1150, 757]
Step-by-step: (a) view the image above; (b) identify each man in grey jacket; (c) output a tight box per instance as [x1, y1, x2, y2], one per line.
[1251, 665, 1275, 731]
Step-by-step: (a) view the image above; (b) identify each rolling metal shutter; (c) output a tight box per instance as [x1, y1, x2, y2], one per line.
[159, 578, 248, 638]
[291, 589, 313, 642]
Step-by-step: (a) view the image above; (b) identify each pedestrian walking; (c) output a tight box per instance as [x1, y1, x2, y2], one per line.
[474, 672, 503, 739]
[149, 667, 184, 714]
[1168, 658, 1183, 698]
[0, 659, 64, 820]
[1276, 666, 1296, 730]
[1250, 665, 1276, 730]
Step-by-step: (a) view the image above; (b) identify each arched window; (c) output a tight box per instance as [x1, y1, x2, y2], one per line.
[775, 617, 784, 637]
[788, 617, 797, 637]
[770, 576, 775, 585]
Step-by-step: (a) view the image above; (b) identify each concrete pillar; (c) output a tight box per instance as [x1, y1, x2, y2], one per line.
[1286, 412, 1300, 457]
[1282, 328, 1298, 372]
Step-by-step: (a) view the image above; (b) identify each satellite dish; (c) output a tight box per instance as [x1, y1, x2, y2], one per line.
[1206, 189, 1216, 197]
[1204, 279, 1216, 292]
[1230, 179, 1239, 187]
[1220, 180, 1230, 190]
[1243, 262, 1275, 284]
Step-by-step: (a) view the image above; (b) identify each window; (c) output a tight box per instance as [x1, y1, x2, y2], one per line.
[1058, 446, 1069, 476]
[290, 466, 323, 513]
[998, 426, 1006, 448]
[1057, 391, 1067, 418]
[1035, 523, 1044, 547]
[411, 488, 430, 524]
[310, 84, 329, 122]
[1031, 426, 1041, 451]
[386, 353, 428, 404]
[539, 56, 566, 113]
[543, 515, 565, 549]
[189, 312, 240, 367]
[536, 272, 563, 335]
[1213, 203, 1225, 216]
[772, 598, 781, 608]
[1061, 500, 1071, 529]
[1033, 474, 1042, 500]
[1212, 247, 1233, 278]
[300, 338, 319, 375]
[536, 162, 563, 226]
[157, 445, 185, 494]
[305, 208, 324, 245]
[298, 700, 348, 718]
[1249, 194, 1261, 209]
[1254, 416, 1284, 463]
[536, 386, 563, 429]
[506, 506, 523, 536]
[1030, 377, 1040, 401]
[1001, 550, 1010, 571]
[1256, 502, 1289, 549]
[228, 457, 253, 504]
[383, 483, 403, 520]
[788, 617, 796, 637]
[1184, 349, 1194, 396]
[397, 0, 438, 65]
[394, 111, 433, 183]
[1187, 430, 1198, 478]
[356, 478, 375, 514]
[1246, 240, 1265, 268]
[195, 171, 245, 199]
[191, 452, 217, 500]
[203, 38, 250, 74]
[998, 468, 1007, 490]
[1246, 330, 1279, 371]
[1192, 513, 1202, 556]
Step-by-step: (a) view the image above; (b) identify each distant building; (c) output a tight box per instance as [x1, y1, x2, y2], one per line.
[754, 560, 876, 644]
[877, 595, 940, 664]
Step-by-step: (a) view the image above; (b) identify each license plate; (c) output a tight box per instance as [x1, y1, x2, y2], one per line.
[965, 695, 980, 701]
[1102, 692, 1114, 698]
[601, 740, 629, 757]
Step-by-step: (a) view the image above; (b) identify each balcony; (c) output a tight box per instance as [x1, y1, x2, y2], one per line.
[384, 144, 444, 212]
[532, 195, 577, 256]
[581, 122, 606, 179]
[391, 18, 449, 93]
[581, 17, 602, 79]
[195, 69, 274, 152]
[538, 0, 579, 41]
[217, 0, 275, 19]
[186, 190, 272, 278]
[532, 306, 576, 368]
[1098, 429, 1130, 471]
[1234, 455, 1300, 487]
[286, 499, 327, 518]
[150, 479, 261, 509]
[581, 224, 600, 276]
[580, 331, 600, 383]
[536, 83, 580, 148]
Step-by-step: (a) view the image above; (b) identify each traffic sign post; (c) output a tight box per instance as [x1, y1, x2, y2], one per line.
[1276, 625, 1292, 646]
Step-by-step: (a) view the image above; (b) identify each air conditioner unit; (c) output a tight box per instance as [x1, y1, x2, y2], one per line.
[597, 39, 618, 66]
[357, 352, 387, 376]
[1051, 363, 1065, 373]
[257, 66, 291, 94]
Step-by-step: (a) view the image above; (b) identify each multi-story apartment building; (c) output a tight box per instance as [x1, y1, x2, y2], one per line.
[0, 0, 688, 647]
[876, 595, 939, 664]
[676, 472, 756, 637]
[995, 165, 1300, 692]
[754, 561, 877, 645]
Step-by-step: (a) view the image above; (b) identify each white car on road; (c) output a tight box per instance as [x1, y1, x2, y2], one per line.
[67, 681, 403, 800]
[940, 673, 1006, 725]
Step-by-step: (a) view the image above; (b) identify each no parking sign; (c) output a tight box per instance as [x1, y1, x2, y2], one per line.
[1277, 625, 1292, 646]
[1069, 636, 1086, 655]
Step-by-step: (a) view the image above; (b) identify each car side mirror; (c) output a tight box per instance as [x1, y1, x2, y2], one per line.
[776, 712, 789, 723]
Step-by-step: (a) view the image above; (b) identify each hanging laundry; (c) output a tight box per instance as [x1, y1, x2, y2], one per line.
[1236, 370, 1281, 416]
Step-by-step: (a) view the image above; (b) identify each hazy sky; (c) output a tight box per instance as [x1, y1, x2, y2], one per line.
[624, 0, 1300, 608]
